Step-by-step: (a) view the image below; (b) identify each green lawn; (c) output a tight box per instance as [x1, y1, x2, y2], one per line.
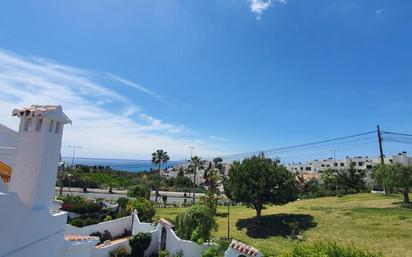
[156, 194, 412, 257]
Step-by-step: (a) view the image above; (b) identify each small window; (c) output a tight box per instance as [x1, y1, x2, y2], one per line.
[35, 119, 43, 131]
[55, 122, 61, 134]
[352, 162, 356, 166]
[340, 163, 345, 167]
[23, 119, 31, 131]
[49, 120, 55, 132]
[358, 162, 363, 166]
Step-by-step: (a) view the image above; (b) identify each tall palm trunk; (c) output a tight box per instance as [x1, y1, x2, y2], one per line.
[192, 164, 197, 204]
[155, 162, 161, 205]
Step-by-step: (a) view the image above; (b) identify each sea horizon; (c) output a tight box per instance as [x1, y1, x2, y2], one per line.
[61, 156, 184, 173]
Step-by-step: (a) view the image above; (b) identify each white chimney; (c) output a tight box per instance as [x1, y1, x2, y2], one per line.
[9, 105, 71, 210]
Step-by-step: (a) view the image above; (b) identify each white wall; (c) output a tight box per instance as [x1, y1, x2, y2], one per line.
[65, 216, 133, 238]
[0, 123, 17, 166]
[91, 238, 130, 257]
[60, 240, 99, 257]
[0, 192, 67, 257]
[162, 225, 210, 257]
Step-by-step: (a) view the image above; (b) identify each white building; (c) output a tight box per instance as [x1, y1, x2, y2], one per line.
[287, 152, 412, 174]
[0, 104, 263, 257]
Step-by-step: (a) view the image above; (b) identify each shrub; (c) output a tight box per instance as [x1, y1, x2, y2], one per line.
[174, 250, 184, 257]
[60, 195, 102, 214]
[109, 246, 130, 257]
[126, 198, 156, 222]
[174, 205, 217, 243]
[69, 217, 101, 227]
[129, 232, 152, 257]
[201, 238, 229, 257]
[101, 230, 113, 242]
[117, 197, 130, 210]
[159, 250, 169, 257]
[128, 185, 150, 199]
[279, 241, 382, 257]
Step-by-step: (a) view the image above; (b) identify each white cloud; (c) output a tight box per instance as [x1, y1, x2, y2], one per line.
[209, 135, 229, 142]
[106, 73, 163, 101]
[249, 0, 286, 20]
[0, 50, 225, 160]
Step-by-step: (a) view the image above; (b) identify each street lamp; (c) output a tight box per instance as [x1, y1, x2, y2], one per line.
[68, 145, 82, 167]
[67, 173, 73, 192]
[226, 199, 231, 241]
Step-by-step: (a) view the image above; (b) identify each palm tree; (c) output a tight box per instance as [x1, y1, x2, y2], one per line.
[188, 155, 204, 204]
[151, 149, 170, 204]
[152, 149, 170, 171]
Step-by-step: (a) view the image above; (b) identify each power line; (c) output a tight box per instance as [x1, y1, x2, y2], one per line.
[220, 131, 376, 160]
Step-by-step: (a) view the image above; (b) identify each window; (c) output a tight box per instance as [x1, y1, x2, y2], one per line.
[334, 163, 338, 167]
[358, 162, 363, 166]
[352, 162, 356, 166]
[49, 120, 55, 132]
[306, 167, 311, 171]
[23, 119, 31, 131]
[55, 122, 61, 134]
[35, 119, 43, 131]
[366, 165, 372, 169]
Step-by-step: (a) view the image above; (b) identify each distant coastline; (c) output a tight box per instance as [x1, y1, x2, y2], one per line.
[61, 157, 183, 172]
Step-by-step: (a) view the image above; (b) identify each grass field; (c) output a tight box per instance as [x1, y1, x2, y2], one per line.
[156, 194, 412, 257]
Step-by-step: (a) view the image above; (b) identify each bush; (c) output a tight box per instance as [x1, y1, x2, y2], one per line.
[127, 198, 156, 222]
[279, 241, 382, 257]
[128, 185, 150, 199]
[60, 195, 102, 214]
[159, 250, 169, 257]
[109, 246, 130, 257]
[69, 217, 101, 227]
[129, 232, 152, 257]
[201, 238, 229, 257]
[174, 205, 217, 243]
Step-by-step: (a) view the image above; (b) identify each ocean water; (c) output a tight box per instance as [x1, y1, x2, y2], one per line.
[61, 157, 183, 173]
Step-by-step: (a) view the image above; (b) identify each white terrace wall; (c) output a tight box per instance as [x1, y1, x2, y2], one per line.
[161, 225, 211, 257]
[65, 216, 133, 238]
[91, 239, 130, 257]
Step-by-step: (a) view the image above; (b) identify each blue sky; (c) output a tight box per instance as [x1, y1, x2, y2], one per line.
[0, 0, 411, 161]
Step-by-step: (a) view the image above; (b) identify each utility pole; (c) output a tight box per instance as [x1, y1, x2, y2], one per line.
[58, 154, 65, 196]
[330, 148, 339, 196]
[68, 145, 82, 167]
[377, 125, 385, 165]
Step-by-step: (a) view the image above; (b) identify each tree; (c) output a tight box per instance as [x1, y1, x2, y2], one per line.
[151, 149, 170, 204]
[174, 205, 217, 243]
[151, 149, 170, 171]
[336, 162, 367, 194]
[177, 166, 184, 177]
[128, 184, 150, 199]
[321, 168, 338, 195]
[223, 155, 298, 217]
[129, 232, 151, 257]
[372, 164, 397, 194]
[126, 198, 156, 222]
[213, 157, 223, 174]
[201, 168, 221, 215]
[394, 164, 412, 204]
[188, 155, 205, 204]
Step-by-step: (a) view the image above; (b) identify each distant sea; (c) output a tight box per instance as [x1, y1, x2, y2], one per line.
[61, 157, 183, 173]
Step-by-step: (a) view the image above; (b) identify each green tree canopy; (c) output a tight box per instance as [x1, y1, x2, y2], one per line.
[174, 205, 217, 243]
[126, 198, 156, 222]
[223, 155, 298, 217]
